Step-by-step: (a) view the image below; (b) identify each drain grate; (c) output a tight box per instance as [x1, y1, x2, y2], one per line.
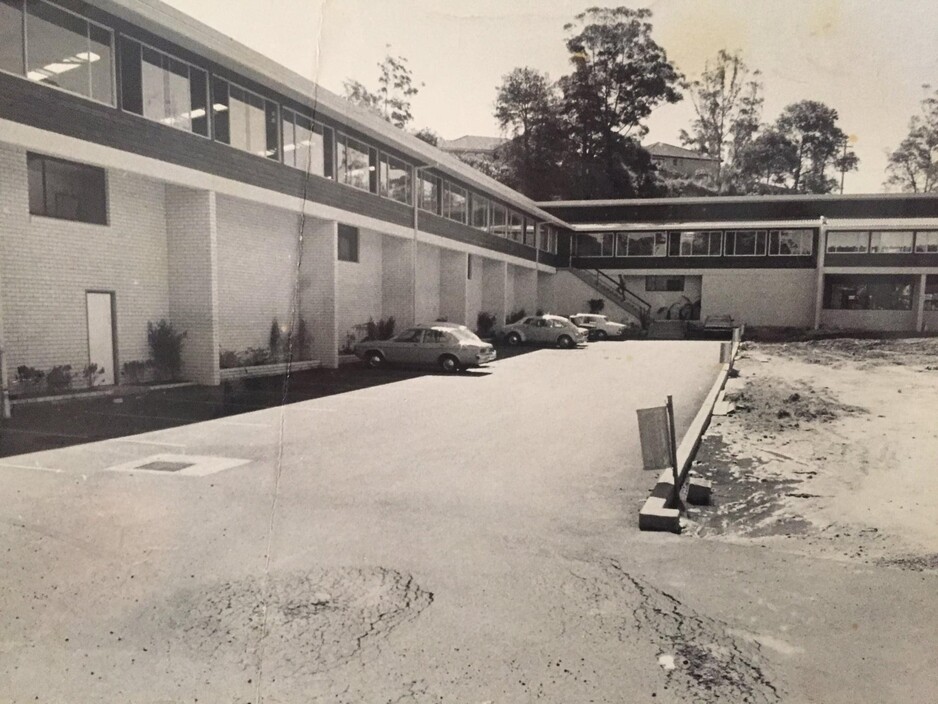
[135, 460, 195, 472]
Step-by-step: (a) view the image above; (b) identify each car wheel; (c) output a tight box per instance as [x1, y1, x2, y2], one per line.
[595, 329, 608, 340]
[439, 354, 460, 373]
[365, 351, 384, 368]
[505, 332, 522, 346]
[558, 334, 575, 349]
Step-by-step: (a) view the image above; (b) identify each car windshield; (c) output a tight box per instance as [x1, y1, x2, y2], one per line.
[448, 328, 483, 343]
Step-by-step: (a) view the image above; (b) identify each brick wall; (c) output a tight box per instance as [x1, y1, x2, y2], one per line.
[337, 228, 383, 350]
[415, 242, 441, 324]
[216, 195, 301, 354]
[439, 249, 468, 325]
[0, 143, 169, 379]
[381, 237, 415, 329]
[466, 254, 483, 332]
[482, 259, 508, 329]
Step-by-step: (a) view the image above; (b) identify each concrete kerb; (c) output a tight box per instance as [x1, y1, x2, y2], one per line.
[638, 335, 741, 532]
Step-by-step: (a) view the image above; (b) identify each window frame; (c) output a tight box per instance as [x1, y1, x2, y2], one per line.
[826, 230, 869, 254]
[869, 230, 914, 254]
[442, 181, 468, 224]
[617, 230, 668, 257]
[768, 229, 814, 256]
[7, 0, 117, 107]
[281, 106, 331, 176]
[27, 151, 108, 225]
[575, 232, 615, 257]
[378, 151, 413, 205]
[470, 193, 490, 231]
[211, 76, 280, 160]
[724, 229, 768, 257]
[676, 230, 723, 257]
[118, 35, 210, 139]
[915, 230, 938, 253]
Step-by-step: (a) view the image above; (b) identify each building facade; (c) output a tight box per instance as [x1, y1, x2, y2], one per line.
[1, 0, 936, 397]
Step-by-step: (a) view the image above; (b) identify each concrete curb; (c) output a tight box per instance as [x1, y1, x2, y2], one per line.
[11, 381, 198, 406]
[218, 360, 321, 380]
[639, 338, 740, 532]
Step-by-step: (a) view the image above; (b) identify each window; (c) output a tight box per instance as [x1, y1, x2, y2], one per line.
[915, 231, 938, 253]
[490, 202, 508, 236]
[523, 219, 536, 247]
[418, 174, 439, 214]
[1, 0, 25, 75]
[16, 0, 114, 105]
[646, 276, 684, 292]
[769, 229, 813, 256]
[467, 255, 472, 280]
[725, 230, 767, 256]
[27, 152, 106, 224]
[442, 182, 468, 223]
[378, 153, 412, 204]
[575, 233, 614, 257]
[869, 230, 914, 253]
[212, 78, 279, 159]
[823, 274, 914, 310]
[826, 231, 868, 253]
[393, 328, 423, 343]
[508, 211, 523, 242]
[677, 231, 722, 257]
[616, 231, 667, 257]
[335, 133, 373, 191]
[119, 38, 208, 137]
[282, 108, 328, 176]
[337, 224, 358, 262]
[924, 276, 938, 311]
[471, 194, 490, 230]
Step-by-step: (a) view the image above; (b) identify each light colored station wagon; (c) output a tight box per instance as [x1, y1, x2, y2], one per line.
[355, 324, 496, 372]
[568, 314, 629, 340]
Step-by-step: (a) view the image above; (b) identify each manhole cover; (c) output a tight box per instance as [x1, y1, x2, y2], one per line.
[135, 460, 194, 472]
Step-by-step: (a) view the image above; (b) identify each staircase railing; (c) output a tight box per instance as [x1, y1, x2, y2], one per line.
[567, 268, 652, 323]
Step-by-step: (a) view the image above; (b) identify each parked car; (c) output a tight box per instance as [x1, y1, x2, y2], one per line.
[568, 313, 629, 340]
[501, 314, 589, 348]
[354, 323, 496, 372]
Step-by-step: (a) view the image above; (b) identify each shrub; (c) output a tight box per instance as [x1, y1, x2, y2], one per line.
[339, 332, 357, 355]
[269, 318, 283, 362]
[294, 318, 312, 360]
[241, 347, 270, 366]
[364, 317, 396, 341]
[219, 350, 240, 369]
[122, 360, 150, 383]
[588, 298, 605, 313]
[505, 308, 526, 325]
[46, 365, 72, 392]
[476, 311, 496, 337]
[147, 320, 186, 381]
[82, 363, 105, 388]
[16, 366, 44, 387]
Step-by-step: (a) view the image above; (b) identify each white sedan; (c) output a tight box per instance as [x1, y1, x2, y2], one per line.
[568, 314, 629, 340]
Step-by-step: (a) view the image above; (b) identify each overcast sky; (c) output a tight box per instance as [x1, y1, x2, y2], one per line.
[162, 0, 938, 194]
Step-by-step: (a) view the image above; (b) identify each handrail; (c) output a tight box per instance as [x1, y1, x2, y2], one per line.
[590, 269, 651, 311]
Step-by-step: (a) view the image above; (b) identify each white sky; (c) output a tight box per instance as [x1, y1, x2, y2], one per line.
[162, 0, 938, 194]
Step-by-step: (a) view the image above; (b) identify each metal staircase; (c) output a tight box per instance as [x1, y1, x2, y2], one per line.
[565, 268, 652, 324]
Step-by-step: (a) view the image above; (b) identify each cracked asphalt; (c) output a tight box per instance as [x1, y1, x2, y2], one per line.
[1, 341, 936, 703]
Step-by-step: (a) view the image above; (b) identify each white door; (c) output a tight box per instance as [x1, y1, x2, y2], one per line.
[86, 292, 115, 385]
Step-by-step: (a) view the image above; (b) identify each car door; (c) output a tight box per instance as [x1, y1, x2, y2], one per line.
[531, 317, 552, 343]
[385, 328, 424, 363]
[417, 328, 448, 365]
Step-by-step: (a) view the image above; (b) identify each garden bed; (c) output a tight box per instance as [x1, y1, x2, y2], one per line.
[218, 359, 321, 381]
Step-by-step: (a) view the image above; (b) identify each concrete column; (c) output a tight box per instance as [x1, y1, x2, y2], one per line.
[165, 186, 220, 385]
[482, 259, 509, 328]
[813, 220, 828, 330]
[382, 236, 416, 329]
[440, 249, 469, 325]
[914, 273, 928, 332]
[298, 219, 339, 369]
[514, 266, 538, 315]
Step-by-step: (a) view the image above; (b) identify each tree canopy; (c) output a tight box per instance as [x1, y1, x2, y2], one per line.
[885, 87, 938, 193]
[343, 48, 422, 129]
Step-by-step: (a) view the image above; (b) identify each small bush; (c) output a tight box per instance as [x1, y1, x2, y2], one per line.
[241, 347, 270, 366]
[339, 332, 357, 355]
[505, 309, 526, 325]
[122, 360, 150, 384]
[588, 298, 605, 314]
[46, 365, 72, 392]
[16, 366, 44, 386]
[294, 318, 312, 360]
[269, 318, 283, 362]
[476, 311, 497, 337]
[82, 363, 105, 388]
[147, 320, 186, 381]
[219, 350, 241, 369]
[363, 317, 396, 341]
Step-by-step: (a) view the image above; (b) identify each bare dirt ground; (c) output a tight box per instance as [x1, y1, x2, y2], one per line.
[689, 337, 938, 571]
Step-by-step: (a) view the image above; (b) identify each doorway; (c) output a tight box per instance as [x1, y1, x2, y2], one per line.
[86, 291, 116, 386]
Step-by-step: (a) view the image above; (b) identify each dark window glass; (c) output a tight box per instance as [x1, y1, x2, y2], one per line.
[471, 195, 489, 230]
[378, 154, 411, 204]
[264, 100, 279, 160]
[0, 0, 25, 75]
[523, 219, 536, 247]
[337, 223, 359, 262]
[915, 231, 938, 253]
[24, 0, 113, 104]
[337, 134, 370, 191]
[646, 276, 685, 292]
[189, 64, 208, 136]
[508, 211, 523, 242]
[826, 231, 868, 253]
[27, 152, 107, 224]
[211, 76, 229, 144]
[576, 233, 613, 257]
[118, 37, 142, 114]
[489, 202, 507, 236]
[823, 274, 914, 310]
[618, 231, 667, 256]
[443, 182, 468, 224]
[282, 109, 325, 175]
[725, 230, 767, 256]
[418, 174, 439, 214]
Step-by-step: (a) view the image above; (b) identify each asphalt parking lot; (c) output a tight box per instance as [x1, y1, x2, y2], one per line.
[2, 340, 935, 703]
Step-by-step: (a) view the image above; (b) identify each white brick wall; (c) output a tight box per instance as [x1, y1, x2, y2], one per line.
[381, 237, 415, 329]
[337, 228, 383, 349]
[439, 248, 467, 325]
[0, 143, 170, 377]
[298, 218, 338, 368]
[481, 259, 508, 327]
[415, 242, 441, 324]
[216, 195, 301, 353]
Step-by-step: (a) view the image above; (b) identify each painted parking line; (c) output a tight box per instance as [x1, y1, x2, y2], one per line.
[0, 462, 66, 474]
[0, 427, 90, 439]
[217, 420, 272, 428]
[107, 438, 188, 448]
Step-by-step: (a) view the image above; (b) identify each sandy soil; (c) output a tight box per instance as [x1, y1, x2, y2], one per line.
[688, 337, 938, 570]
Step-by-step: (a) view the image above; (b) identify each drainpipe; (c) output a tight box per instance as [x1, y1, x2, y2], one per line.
[813, 216, 828, 330]
[0, 348, 9, 419]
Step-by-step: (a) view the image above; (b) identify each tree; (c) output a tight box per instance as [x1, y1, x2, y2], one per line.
[679, 49, 763, 191]
[343, 47, 422, 129]
[885, 87, 938, 192]
[412, 127, 440, 147]
[555, 6, 682, 198]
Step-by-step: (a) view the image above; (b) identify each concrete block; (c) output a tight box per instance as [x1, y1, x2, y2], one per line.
[639, 496, 681, 532]
[686, 477, 712, 506]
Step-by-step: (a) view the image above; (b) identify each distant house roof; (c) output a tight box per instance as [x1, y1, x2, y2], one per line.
[439, 135, 508, 154]
[645, 142, 720, 162]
